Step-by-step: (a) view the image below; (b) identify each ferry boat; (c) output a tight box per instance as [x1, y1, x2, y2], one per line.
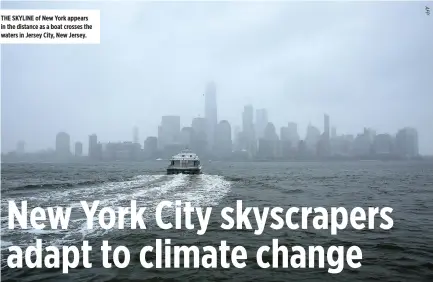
[167, 149, 202, 175]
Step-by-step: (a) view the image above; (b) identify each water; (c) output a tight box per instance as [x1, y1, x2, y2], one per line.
[1, 161, 433, 281]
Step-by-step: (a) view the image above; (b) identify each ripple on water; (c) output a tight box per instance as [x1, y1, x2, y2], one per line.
[1, 161, 433, 281]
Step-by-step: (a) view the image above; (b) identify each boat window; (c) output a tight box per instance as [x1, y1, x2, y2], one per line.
[171, 161, 174, 165]
[190, 155, 192, 157]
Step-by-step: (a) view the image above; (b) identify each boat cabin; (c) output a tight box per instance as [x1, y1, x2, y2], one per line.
[169, 150, 200, 168]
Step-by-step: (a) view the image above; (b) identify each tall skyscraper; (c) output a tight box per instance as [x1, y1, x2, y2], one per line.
[242, 105, 256, 155]
[215, 120, 232, 159]
[242, 105, 254, 134]
[89, 134, 98, 158]
[319, 114, 331, 156]
[133, 126, 139, 144]
[256, 108, 268, 139]
[205, 81, 217, 148]
[287, 122, 300, 148]
[324, 114, 330, 139]
[257, 122, 279, 159]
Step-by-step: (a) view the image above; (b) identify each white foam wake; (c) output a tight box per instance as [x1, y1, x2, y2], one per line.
[1, 173, 232, 250]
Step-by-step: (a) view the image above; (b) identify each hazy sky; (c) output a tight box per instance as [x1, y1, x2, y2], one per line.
[2, 1, 432, 154]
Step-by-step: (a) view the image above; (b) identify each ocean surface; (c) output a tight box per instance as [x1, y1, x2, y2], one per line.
[1, 161, 433, 281]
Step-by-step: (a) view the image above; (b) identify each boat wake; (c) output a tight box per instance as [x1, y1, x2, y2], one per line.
[0, 174, 232, 258]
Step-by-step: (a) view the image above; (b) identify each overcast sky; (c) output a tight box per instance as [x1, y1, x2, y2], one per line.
[2, 1, 432, 154]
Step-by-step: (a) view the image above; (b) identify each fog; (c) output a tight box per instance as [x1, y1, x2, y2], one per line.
[2, 1, 432, 154]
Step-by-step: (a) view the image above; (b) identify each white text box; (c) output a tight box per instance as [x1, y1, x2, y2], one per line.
[0, 9, 100, 44]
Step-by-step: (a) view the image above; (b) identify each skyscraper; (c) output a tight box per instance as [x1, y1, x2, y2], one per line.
[242, 105, 254, 135]
[215, 120, 232, 159]
[305, 124, 321, 151]
[205, 81, 217, 149]
[318, 114, 331, 156]
[89, 134, 98, 158]
[242, 105, 256, 155]
[324, 114, 330, 139]
[287, 122, 300, 147]
[133, 126, 139, 144]
[257, 122, 278, 159]
[255, 108, 268, 139]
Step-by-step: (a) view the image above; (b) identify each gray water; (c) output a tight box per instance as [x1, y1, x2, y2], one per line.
[1, 161, 433, 281]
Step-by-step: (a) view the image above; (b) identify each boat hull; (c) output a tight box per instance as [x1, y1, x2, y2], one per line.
[167, 167, 202, 175]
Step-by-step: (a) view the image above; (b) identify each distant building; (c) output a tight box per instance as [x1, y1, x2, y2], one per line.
[317, 114, 331, 157]
[75, 142, 83, 157]
[205, 82, 218, 149]
[233, 125, 242, 151]
[192, 117, 207, 135]
[255, 108, 268, 139]
[331, 127, 337, 139]
[258, 122, 279, 159]
[332, 134, 354, 156]
[264, 122, 278, 141]
[56, 132, 71, 158]
[88, 134, 98, 159]
[133, 126, 139, 144]
[373, 134, 393, 155]
[191, 117, 207, 156]
[144, 137, 158, 159]
[324, 114, 330, 139]
[179, 127, 193, 148]
[215, 120, 232, 159]
[395, 127, 419, 158]
[305, 124, 321, 153]
[16, 141, 25, 155]
[242, 105, 256, 155]
[352, 130, 372, 156]
[287, 122, 300, 148]
[279, 127, 292, 159]
[280, 126, 290, 141]
[102, 141, 141, 161]
[158, 116, 181, 149]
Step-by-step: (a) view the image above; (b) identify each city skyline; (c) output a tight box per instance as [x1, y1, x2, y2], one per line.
[1, 90, 426, 156]
[2, 78, 427, 156]
[4, 80, 422, 161]
[1, 79, 426, 157]
[2, 1, 432, 154]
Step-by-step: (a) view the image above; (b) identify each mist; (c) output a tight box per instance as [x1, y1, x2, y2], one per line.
[2, 0, 432, 154]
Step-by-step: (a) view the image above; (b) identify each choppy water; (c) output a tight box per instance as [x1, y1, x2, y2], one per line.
[1, 161, 433, 281]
